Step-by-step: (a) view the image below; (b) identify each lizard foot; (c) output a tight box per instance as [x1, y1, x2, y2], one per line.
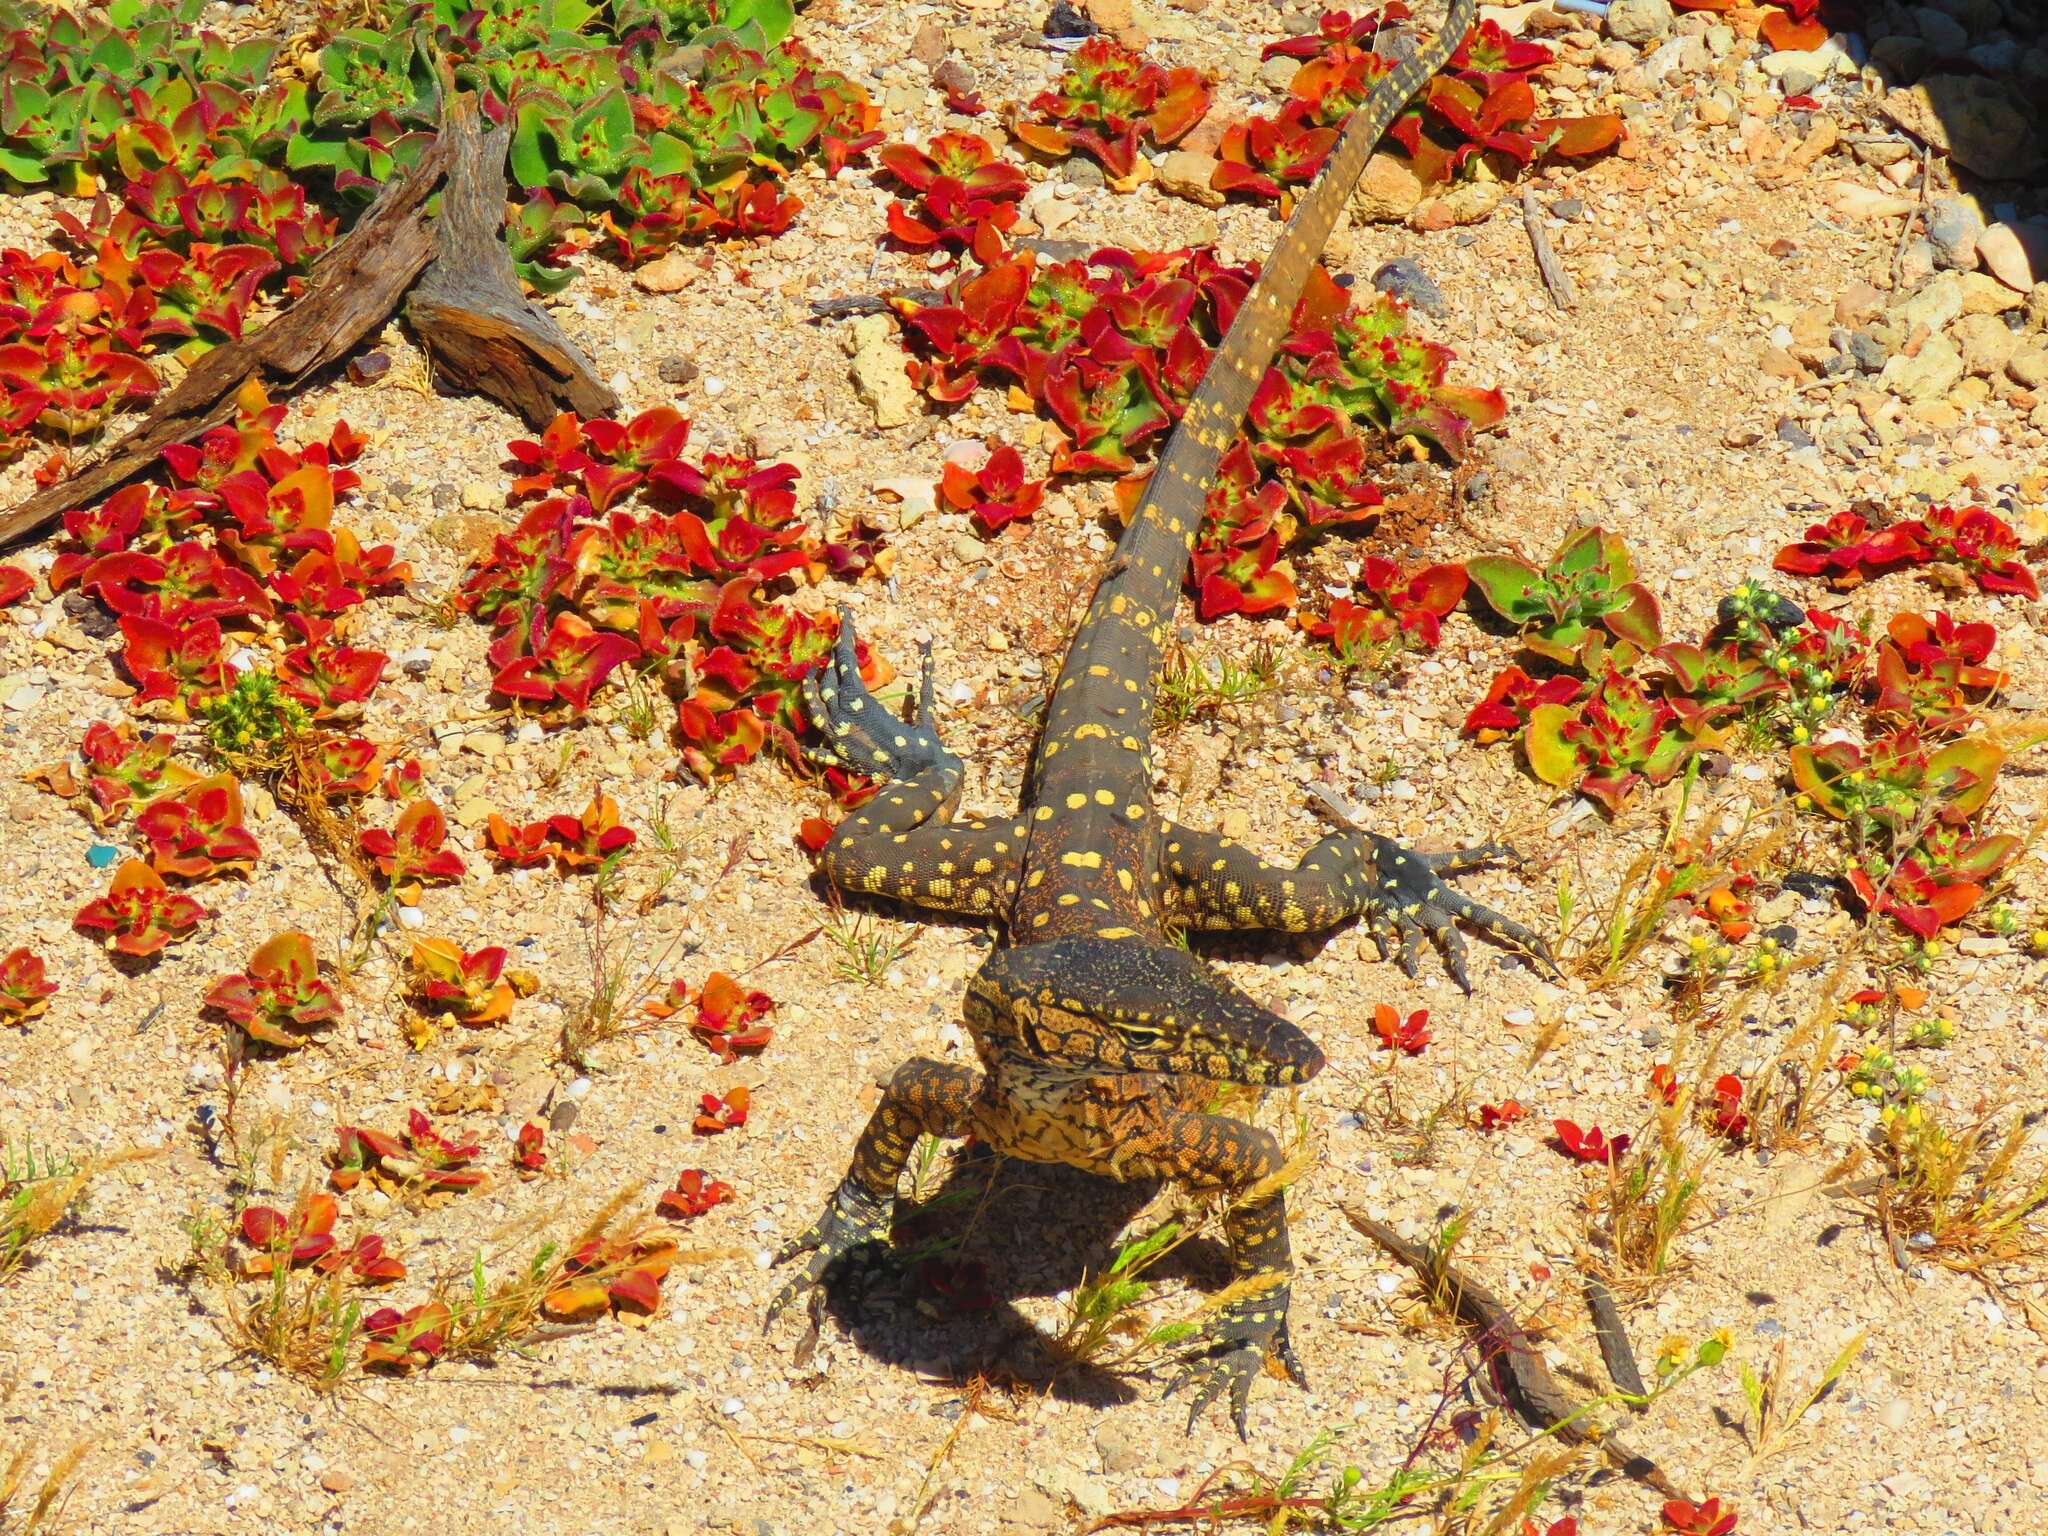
[1165, 1286, 1306, 1438]
[1360, 834, 1557, 993]
[765, 1176, 893, 1326]
[803, 608, 961, 782]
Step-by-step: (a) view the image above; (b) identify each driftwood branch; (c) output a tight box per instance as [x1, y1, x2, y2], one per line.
[1346, 1210, 1693, 1504]
[0, 86, 620, 549]
[406, 94, 616, 427]
[1521, 189, 1576, 312]
[0, 130, 458, 548]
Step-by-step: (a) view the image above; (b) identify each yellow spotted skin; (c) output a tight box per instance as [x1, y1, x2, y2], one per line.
[774, 0, 1506, 1440]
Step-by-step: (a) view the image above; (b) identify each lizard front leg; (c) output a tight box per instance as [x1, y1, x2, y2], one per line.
[806, 612, 1024, 917]
[1160, 825, 1554, 991]
[819, 781, 1025, 919]
[767, 1058, 982, 1322]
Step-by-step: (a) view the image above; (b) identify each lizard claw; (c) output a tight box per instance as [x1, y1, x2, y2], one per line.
[765, 1177, 894, 1327]
[1360, 834, 1556, 993]
[1165, 1289, 1303, 1439]
[802, 608, 961, 782]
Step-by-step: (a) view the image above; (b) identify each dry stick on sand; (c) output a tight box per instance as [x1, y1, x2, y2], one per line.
[1347, 1210, 1696, 1505]
[1888, 142, 1933, 292]
[1521, 189, 1576, 311]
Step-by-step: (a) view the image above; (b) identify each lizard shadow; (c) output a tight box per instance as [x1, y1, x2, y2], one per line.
[817, 1151, 1234, 1410]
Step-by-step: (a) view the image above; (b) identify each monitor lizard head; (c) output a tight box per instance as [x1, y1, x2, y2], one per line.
[965, 937, 1325, 1086]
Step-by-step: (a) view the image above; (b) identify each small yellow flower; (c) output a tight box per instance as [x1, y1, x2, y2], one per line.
[1656, 1335, 1692, 1377]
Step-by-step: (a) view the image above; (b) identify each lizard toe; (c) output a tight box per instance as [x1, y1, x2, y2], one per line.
[1362, 833, 1554, 988]
[1167, 1288, 1301, 1438]
[804, 609, 962, 783]
[765, 1178, 892, 1328]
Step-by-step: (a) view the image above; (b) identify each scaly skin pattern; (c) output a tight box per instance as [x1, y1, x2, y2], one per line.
[771, 0, 1551, 1436]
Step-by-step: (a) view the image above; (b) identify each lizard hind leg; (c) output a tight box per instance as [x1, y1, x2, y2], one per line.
[1122, 1113, 1305, 1438]
[805, 608, 962, 787]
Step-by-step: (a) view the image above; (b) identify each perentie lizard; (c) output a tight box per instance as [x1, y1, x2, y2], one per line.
[769, 0, 1553, 1435]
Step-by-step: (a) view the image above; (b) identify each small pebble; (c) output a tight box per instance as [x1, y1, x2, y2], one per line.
[1044, 0, 1095, 36]
[1372, 257, 1446, 317]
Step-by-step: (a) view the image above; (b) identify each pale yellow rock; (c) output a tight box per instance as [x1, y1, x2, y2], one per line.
[1957, 272, 2024, 315]
[1881, 334, 1963, 403]
[633, 250, 699, 293]
[2008, 346, 2048, 391]
[1951, 312, 2017, 377]
[1412, 176, 1506, 230]
[1349, 151, 1426, 224]
[1978, 221, 2046, 294]
[1156, 149, 1225, 208]
[1819, 179, 1917, 221]
[849, 314, 919, 430]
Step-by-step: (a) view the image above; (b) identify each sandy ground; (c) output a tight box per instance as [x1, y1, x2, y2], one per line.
[3, 1, 2047, 1533]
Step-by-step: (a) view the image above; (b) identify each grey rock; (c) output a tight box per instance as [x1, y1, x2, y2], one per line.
[1925, 196, 1983, 270]
[1848, 329, 1891, 372]
[1869, 34, 1932, 82]
[1606, 0, 1674, 45]
[1775, 417, 1815, 449]
[1062, 156, 1105, 189]
[1549, 197, 1585, 219]
[1968, 37, 2020, 75]
[1910, 6, 1968, 55]
[1259, 54, 1298, 91]
[1779, 63, 1819, 95]
[1044, 0, 1094, 38]
[1373, 257, 1446, 317]
[1926, 0, 2000, 34]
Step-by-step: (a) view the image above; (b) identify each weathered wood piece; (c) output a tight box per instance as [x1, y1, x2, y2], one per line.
[406, 96, 617, 428]
[1522, 189, 1577, 311]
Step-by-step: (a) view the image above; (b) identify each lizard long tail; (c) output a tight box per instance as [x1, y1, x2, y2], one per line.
[1031, 0, 1479, 801]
